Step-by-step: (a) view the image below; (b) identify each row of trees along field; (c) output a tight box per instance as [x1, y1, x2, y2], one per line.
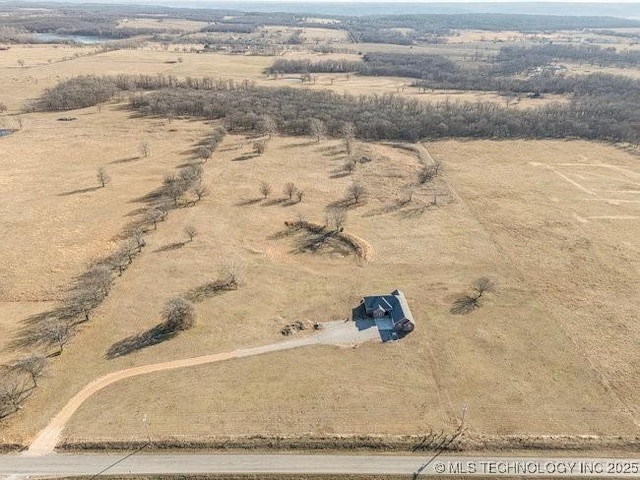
[268, 48, 640, 93]
[33, 73, 640, 145]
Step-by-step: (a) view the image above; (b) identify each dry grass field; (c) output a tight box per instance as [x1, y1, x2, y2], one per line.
[1, 32, 639, 450]
[117, 18, 209, 33]
[55, 140, 639, 445]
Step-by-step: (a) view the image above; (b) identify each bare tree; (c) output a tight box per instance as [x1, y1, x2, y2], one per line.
[432, 159, 443, 176]
[0, 374, 28, 417]
[341, 122, 356, 155]
[133, 228, 145, 251]
[12, 355, 47, 387]
[66, 284, 103, 322]
[192, 182, 209, 202]
[283, 182, 296, 200]
[259, 180, 272, 199]
[196, 146, 212, 163]
[17, 59, 25, 68]
[84, 265, 112, 297]
[254, 139, 268, 156]
[97, 168, 110, 188]
[0, 103, 7, 114]
[308, 118, 326, 143]
[184, 225, 198, 242]
[162, 297, 196, 331]
[326, 206, 348, 231]
[472, 277, 495, 298]
[296, 190, 304, 203]
[163, 174, 187, 206]
[343, 159, 356, 174]
[111, 246, 131, 276]
[450, 277, 496, 315]
[258, 115, 277, 138]
[41, 319, 73, 354]
[347, 182, 367, 204]
[140, 141, 151, 158]
[144, 208, 164, 230]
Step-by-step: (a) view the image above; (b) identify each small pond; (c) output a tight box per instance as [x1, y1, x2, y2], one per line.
[0, 129, 15, 138]
[32, 33, 112, 44]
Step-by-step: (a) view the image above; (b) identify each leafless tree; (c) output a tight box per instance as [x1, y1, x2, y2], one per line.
[162, 297, 196, 331]
[260, 180, 272, 199]
[192, 182, 209, 202]
[66, 284, 102, 322]
[343, 159, 356, 174]
[164, 174, 186, 206]
[17, 59, 25, 68]
[184, 225, 198, 242]
[41, 318, 74, 354]
[308, 118, 326, 143]
[140, 141, 151, 158]
[472, 277, 495, 297]
[111, 246, 131, 276]
[347, 182, 367, 204]
[196, 146, 212, 163]
[0, 374, 28, 417]
[341, 122, 356, 155]
[133, 228, 145, 251]
[296, 190, 304, 203]
[254, 139, 268, 156]
[83, 265, 112, 297]
[283, 182, 296, 200]
[97, 168, 110, 188]
[450, 277, 496, 315]
[432, 159, 443, 176]
[12, 355, 46, 387]
[144, 208, 164, 230]
[181, 164, 203, 185]
[0, 103, 7, 114]
[326, 206, 348, 231]
[259, 114, 277, 138]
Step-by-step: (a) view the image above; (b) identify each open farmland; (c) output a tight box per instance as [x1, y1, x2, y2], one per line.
[53, 140, 639, 445]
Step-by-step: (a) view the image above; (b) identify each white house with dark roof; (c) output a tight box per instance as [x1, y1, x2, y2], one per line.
[362, 289, 415, 334]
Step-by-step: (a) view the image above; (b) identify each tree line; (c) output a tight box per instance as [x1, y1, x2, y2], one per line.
[491, 43, 640, 75]
[33, 73, 640, 146]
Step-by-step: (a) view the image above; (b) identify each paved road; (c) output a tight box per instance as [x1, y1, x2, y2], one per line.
[26, 321, 380, 456]
[2, 454, 640, 477]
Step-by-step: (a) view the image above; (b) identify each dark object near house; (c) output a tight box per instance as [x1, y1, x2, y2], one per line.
[362, 289, 415, 334]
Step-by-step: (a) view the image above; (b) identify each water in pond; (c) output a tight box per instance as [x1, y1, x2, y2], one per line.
[0, 129, 14, 137]
[32, 33, 112, 44]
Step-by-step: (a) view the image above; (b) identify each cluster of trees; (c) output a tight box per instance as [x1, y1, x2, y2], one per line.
[35, 73, 640, 146]
[491, 44, 640, 75]
[162, 164, 208, 207]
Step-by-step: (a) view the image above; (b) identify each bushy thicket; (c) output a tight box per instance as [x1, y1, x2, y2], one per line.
[35, 76, 119, 111]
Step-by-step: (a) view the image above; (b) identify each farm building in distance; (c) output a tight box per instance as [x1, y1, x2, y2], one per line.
[362, 289, 415, 335]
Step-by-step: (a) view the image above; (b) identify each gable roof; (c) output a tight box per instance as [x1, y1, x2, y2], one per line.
[363, 289, 414, 325]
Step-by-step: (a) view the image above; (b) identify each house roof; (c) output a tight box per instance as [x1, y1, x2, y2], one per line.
[363, 289, 414, 325]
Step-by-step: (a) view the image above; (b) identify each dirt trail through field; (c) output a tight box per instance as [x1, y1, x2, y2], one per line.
[25, 321, 379, 456]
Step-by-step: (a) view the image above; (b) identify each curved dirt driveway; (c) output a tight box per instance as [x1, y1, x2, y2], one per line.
[26, 321, 380, 456]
